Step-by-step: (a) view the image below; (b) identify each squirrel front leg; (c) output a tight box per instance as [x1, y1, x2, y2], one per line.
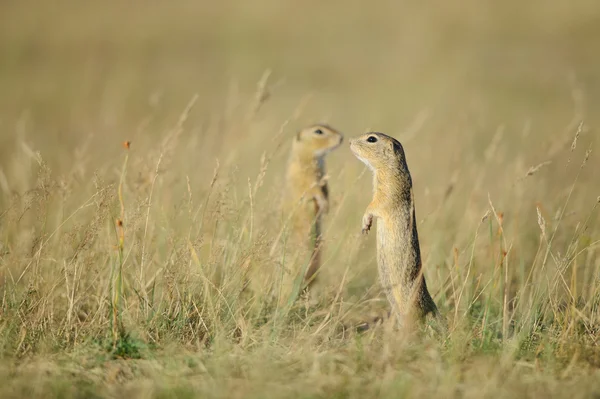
[314, 190, 329, 215]
[362, 202, 378, 234]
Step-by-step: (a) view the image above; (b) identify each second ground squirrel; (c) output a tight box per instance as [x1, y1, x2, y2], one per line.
[284, 124, 344, 288]
[350, 132, 439, 327]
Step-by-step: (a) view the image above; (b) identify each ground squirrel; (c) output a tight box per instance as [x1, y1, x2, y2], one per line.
[283, 124, 344, 288]
[349, 132, 439, 327]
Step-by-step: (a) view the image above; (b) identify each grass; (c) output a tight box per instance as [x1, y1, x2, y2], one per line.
[1, 0, 600, 398]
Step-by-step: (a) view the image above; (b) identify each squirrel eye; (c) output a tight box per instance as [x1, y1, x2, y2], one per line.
[314, 129, 323, 135]
[367, 136, 378, 143]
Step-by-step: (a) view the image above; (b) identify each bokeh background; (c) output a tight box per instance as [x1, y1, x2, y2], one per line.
[2, 0, 599, 160]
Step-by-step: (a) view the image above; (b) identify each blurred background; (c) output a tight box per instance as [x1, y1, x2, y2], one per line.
[2, 0, 599, 157]
[1, 0, 599, 315]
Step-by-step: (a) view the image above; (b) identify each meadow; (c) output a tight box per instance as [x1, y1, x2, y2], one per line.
[1, 1, 600, 397]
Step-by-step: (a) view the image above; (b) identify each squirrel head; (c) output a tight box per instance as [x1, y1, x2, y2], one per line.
[349, 132, 409, 174]
[294, 124, 344, 158]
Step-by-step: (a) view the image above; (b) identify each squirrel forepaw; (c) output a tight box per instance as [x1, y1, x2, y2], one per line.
[361, 213, 373, 234]
[315, 197, 329, 215]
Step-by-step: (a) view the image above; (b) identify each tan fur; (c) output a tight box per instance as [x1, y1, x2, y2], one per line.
[284, 124, 343, 287]
[349, 132, 439, 327]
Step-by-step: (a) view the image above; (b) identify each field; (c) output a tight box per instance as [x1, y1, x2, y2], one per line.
[1, 1, 600, 397]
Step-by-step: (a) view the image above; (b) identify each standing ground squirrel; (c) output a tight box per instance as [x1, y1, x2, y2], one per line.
[350, 132, 439, 327]
[283, 124, 344, 287]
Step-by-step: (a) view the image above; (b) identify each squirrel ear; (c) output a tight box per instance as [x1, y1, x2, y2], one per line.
[385, 140, 396, 156]
[388, 139, 403, 158]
